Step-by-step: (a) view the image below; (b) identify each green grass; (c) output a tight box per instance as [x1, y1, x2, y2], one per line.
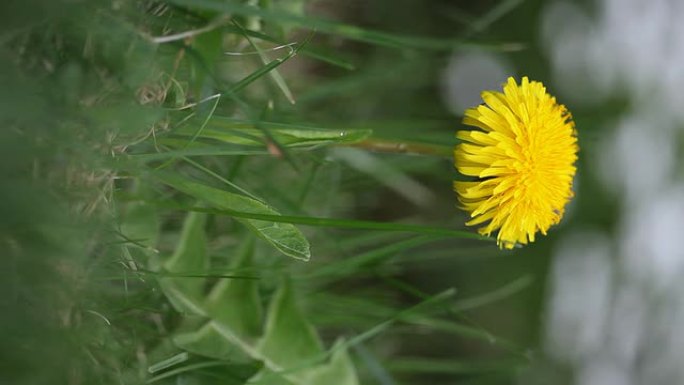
[0, 1, 541, 384]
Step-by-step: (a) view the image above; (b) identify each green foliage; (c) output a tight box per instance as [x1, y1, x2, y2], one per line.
[158, 211, 210, 315]
[152, 212, 359, 384]
[1, 0, 540, 384]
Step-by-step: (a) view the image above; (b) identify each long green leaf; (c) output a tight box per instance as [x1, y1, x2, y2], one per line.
[158, 212, 209, 316]
[172, 117, 373, 147]
[206, 237, 263, 338]
[257, 279, 324, 369]
[155, 203, 491, 241]
[154, 172, 311, 260]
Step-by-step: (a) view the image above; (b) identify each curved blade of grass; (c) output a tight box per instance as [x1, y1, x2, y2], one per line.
[451, 275, 534, 312]
[228, 43, 297, 95]
[222, 25, 354, 69]
[232, 19, 295, 104]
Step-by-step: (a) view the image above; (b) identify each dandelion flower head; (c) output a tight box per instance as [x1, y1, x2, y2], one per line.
[454, 77, 578, 249]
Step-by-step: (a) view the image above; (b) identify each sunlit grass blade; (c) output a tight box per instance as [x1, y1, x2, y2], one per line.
[163, 117, 372, 164]
[186, 116, 373, 146]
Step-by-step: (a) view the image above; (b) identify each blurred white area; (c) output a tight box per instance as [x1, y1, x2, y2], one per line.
[543, 0, 684, 115]
[440, 50, 512, 114]
[545, 231, 612, 364]
[541, 2, 615, 106]
[620, 185, 684, 290]
[541, 0, 684, 384]
[597, 112, 677, 204]
[577, 357, 633, 385]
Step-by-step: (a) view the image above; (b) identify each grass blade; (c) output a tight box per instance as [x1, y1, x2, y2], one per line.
[231, 19, 296, 104]
[154, 202, 492, 242]
[222, 25, 354, 69]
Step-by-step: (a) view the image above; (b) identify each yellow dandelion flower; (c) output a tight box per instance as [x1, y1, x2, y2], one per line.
[454, 77, 578, 249]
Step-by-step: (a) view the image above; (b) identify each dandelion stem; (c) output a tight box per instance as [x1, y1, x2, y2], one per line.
[341, 138, 452, 158]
